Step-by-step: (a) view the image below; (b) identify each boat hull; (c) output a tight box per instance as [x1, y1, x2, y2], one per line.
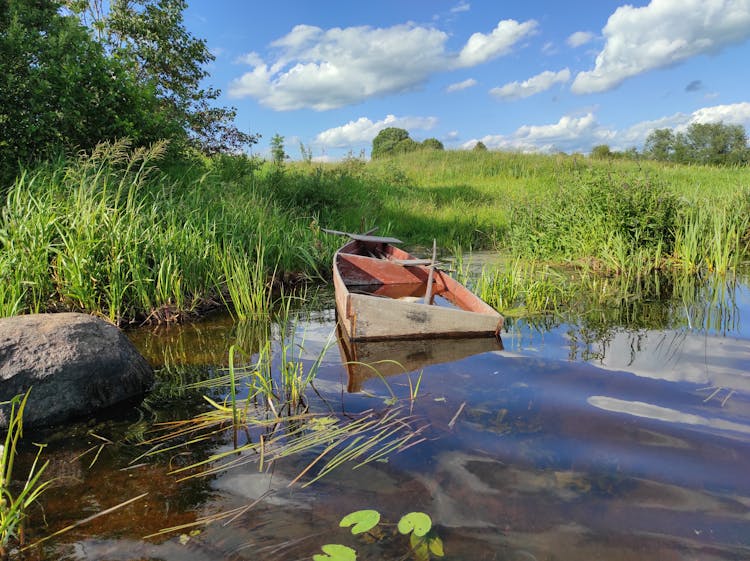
[333, 238, 503, 341]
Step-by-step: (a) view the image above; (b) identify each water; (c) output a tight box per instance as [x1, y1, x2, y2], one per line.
[20, 269, 750, 560]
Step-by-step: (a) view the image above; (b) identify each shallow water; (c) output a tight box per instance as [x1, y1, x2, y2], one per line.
[21, 268, 750, 560]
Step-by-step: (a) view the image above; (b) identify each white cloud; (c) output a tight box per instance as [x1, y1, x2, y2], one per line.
[451, 1, 471, 13]
[458, 19, 538, 67]
[572, 0, 750, 94]
[490, 68, 571, 100]
[314, 114, 439, 147]
[462, 101, 750, 154]
[446, 78, 478, 93]
[566, 31, 595, 48]
[690, 101, 750, 124]
[229, 19, 535, 110]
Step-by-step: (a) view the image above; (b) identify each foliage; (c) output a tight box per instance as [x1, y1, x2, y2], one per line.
[472, 140, 488, 152]
[0, 141, 334, 323]
[421, 138, 444, 151]
[0, 0, 167, 185]
[69, 0, 259, 155]
[270, 133, 286, 166]
[644, 122, 749, 166]
[317, 509, 444, 561]
[590, 144, 613, 159]
[0, 390, 54, 557]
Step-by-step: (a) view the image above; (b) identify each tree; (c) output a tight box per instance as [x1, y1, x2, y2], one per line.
[371, 127, 411, 159]
[644, 128, 676, 162]
[270, 134, 286, 166]
[473, 141, 488, 152]
[590, 144, 613, 159]
[0, 0, 167, 184]
[684, 122, 749, 166]
[421, 138, 444, 150]
[65, 0, 258, 154]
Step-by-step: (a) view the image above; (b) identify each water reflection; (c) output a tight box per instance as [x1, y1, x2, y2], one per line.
[29, 266, 750, 561]
[337, 327, 503, 391]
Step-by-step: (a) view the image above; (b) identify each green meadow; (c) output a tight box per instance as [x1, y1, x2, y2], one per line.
[1, 144, 749, 323]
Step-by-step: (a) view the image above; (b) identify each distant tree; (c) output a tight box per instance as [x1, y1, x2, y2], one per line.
[590, 144, 613, 159]
[644, 129, 676, 162]
[270, 134, 286, 166]
[421, 138, 444, 150]
[683, 122, 749, 166]
[645, 123, 748, 166]
[473, 141, 488, 152]
[371, 127, 411, 159]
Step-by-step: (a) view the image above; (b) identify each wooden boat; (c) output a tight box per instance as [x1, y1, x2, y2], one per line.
[331, 232, 503, 341]
[337, 325, 503, 392]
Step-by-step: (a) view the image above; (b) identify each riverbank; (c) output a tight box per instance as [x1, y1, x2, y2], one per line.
[1, 143, 748, 324]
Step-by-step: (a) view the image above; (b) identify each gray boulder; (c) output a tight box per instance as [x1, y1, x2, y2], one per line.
[0, 313, 153, 428]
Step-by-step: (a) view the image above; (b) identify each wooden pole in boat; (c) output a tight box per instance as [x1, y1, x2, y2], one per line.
[424, 239, 437, 305]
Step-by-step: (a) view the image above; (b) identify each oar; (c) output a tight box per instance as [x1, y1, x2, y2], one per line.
[424, 239, 437, 305]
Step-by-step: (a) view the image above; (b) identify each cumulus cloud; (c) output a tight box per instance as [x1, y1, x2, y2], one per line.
[230, 19, 535, 111]
[462, 113, 613, 153]
[314, 114, 439, 147]
[447, 78, 478, 92]
[566, 31, 595, 48]
[457, 19, 538, 67]
[572, 0, 750, 94]
[462, 101, 750, 154]
[490, 68, 571, 100]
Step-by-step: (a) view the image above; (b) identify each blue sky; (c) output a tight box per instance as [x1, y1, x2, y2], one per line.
[184, 0, 750, 160]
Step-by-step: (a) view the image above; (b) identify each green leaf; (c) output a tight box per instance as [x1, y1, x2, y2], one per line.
[339, 509, 381, 535]
[429, 536, 445, 557]
[313, 544, 357, 561]
[410, 533, 431, 561]
[397, 511, 432, 537]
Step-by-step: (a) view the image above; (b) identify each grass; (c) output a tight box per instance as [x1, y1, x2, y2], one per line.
[0, 390, 54, 557]
[1, 145, 749, 323]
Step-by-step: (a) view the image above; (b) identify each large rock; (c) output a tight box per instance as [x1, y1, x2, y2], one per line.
[0, 313, 154, 428]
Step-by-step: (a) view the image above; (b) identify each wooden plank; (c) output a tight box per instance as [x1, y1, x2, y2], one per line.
[424, 239, 437, 305]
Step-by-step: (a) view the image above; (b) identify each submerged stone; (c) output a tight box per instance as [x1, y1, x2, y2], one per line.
[0, 312, 153, 428]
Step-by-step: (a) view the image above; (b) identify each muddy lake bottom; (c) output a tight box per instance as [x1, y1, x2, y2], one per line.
[19, 271, 750, 561]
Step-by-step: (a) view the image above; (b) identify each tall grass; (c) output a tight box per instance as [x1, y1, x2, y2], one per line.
[0, 141, 335, 323]
[2, 146, 749, 322]
[1, 390, 54, 557]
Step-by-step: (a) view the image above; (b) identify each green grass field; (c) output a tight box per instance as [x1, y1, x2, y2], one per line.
[1, 145, 748, 322]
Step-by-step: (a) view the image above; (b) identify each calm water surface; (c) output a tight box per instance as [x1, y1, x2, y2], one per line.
[25, 267, 750, 561]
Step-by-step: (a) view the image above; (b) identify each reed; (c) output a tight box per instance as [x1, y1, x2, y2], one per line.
[0, 390, 54, 557]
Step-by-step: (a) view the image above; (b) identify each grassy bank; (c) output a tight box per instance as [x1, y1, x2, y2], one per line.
[1, 144, 749, 323]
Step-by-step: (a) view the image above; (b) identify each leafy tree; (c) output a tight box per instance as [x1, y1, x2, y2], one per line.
[0, 0, 166, 184]
[590, 144, 613, 159]
[644, 128, 675, 161]
[65, 0, 258, 154]
[270, 134, 286, 166]
[473, 141, 488, 152]
[421, 138, 444, 150]
[645, 123, 748, 166]
[371, 127, 411, 159]
[683, 122, 748, 166]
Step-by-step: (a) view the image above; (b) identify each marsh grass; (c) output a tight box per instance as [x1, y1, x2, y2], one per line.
[0, 390, 54, 557]
[0, 141, 334, 323]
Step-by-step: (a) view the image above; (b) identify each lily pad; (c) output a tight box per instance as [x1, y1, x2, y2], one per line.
[340, 509, 381, 534]
[397, 511, 432, 537]
[313, 544, 357, 561]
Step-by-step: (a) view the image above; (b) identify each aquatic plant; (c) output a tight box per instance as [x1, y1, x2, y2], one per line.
[0, 390, 54, 557]
[315, 509, 444, 561]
